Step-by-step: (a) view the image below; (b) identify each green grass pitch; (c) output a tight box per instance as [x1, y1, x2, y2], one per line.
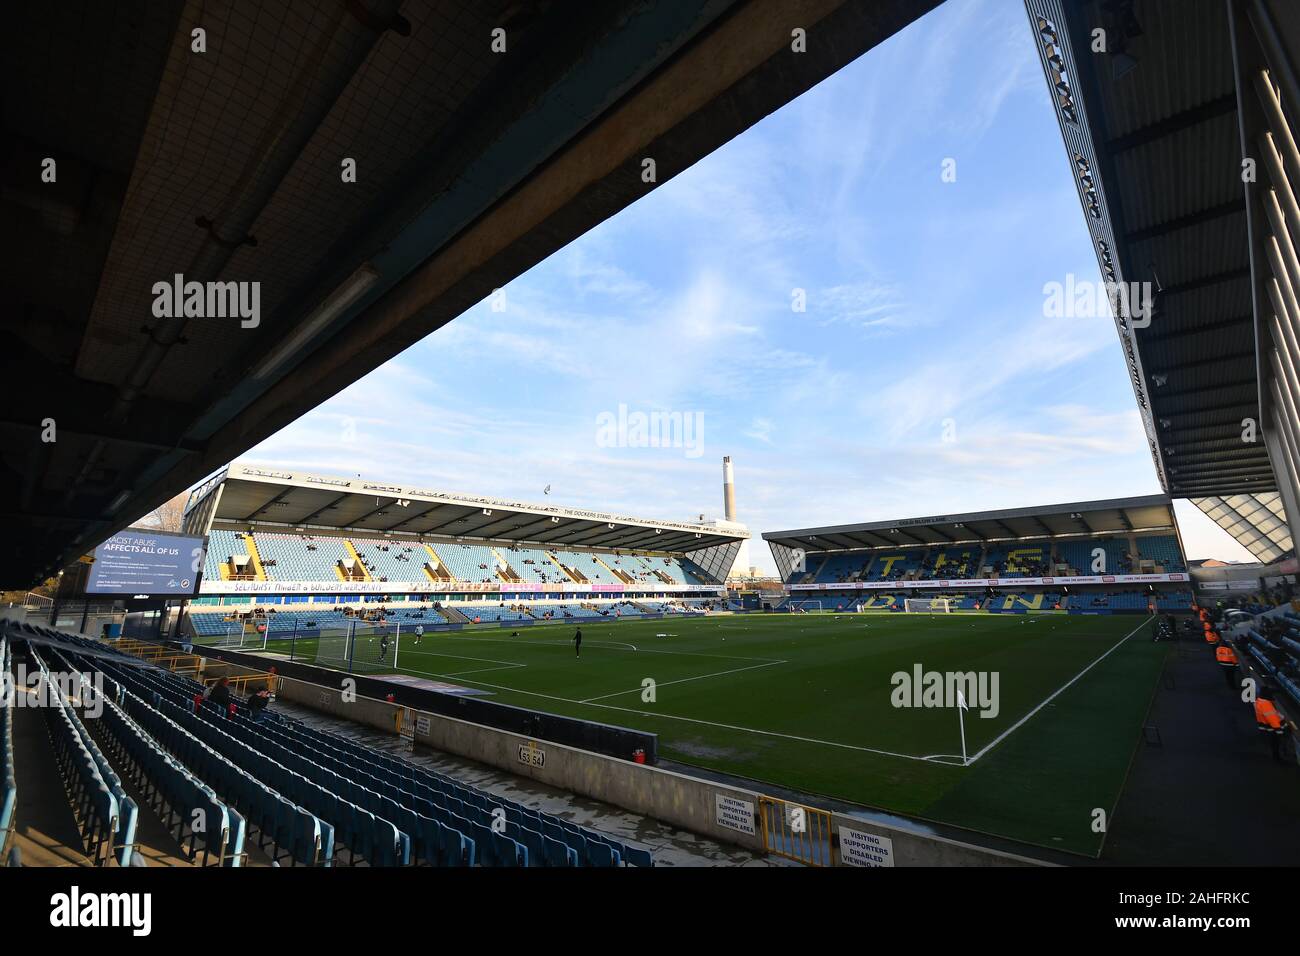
[248, 612, 1168, 856]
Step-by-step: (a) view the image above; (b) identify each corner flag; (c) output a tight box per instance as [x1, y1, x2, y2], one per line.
[956, 690, 969, 766]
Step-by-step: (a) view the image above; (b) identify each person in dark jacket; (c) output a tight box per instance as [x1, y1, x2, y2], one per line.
[573, 627, 582, 658]
[247, 687, 272, 722]
[208, 677, 232, 708]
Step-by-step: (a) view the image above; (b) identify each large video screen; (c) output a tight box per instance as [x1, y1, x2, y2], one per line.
[86, 529, 207, 596]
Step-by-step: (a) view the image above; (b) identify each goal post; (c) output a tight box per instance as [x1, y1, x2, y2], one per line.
[903, 597, 953, 614]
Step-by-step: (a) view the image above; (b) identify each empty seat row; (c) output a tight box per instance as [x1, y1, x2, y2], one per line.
[23, 623, 654, 867]
[30, 647, 134, 866]
[44, 644, 245, 866]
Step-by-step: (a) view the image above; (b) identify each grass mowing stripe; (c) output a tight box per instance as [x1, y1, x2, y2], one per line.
[967, 615, 1153, 764]
[579, 659, 788, 703]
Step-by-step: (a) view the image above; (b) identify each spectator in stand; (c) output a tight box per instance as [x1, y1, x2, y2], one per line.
[246, 687, 272, 723]
[208, 677, 233, 709]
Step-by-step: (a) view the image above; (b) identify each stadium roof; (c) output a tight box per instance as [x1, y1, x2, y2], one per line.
[762, 495, 1176, 552]
[1191, 491, 1294, 563]
[2, 0, 938, 587]
[1027, 0, 1275, 498]
[189, 462, 747, 555]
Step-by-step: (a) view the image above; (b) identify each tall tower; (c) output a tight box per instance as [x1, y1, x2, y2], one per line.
[722, 456, 749, 578]
[722, 456, 737, 521]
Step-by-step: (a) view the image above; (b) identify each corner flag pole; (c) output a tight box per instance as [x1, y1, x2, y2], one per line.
[957, 690, 969, 766]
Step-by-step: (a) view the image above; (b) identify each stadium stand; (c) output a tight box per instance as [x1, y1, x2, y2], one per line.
[781, 529, 1191, 586]
[546, 550, 617, 585]
[204, 529, 258, 582]
[925, 548, 980, 580]
[350, 540, 435, 584]
[775, 588, 1192, 615]
[3, 622, 655, 868]
[428, 544, 510, 585]
[495, 547, 575, 585]
[185, 594, 720, 640]
[453, 605, 535, 623]
[980, 541, 1052, 578]
[809, 552, 873, 585]
[1053, 537, 1129, 575]
[860, 550, 926, 582]
[1135, 536, 1186, 573]
[256, 534, 360, 582]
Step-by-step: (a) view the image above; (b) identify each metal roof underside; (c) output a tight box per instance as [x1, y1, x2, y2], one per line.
[0, 0, 941, 587]
[1034, 0, 1275, 498]
[203, 464, 747, 554]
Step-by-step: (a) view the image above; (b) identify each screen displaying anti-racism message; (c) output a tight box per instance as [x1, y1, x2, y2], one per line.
[85, 530, 206, 596]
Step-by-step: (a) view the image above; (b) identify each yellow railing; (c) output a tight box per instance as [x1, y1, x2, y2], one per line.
[758, 795, 834, 867]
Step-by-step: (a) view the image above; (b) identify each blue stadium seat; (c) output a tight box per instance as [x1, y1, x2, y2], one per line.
[542, 834, 579, 867]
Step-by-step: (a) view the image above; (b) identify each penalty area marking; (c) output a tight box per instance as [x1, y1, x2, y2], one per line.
[394, 660, 935, 763]
[441, 662, 528, 677]
[920, 754, 968, 765]
[578, 659, 787, 703]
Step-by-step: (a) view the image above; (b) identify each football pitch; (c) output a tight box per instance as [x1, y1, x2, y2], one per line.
[256, 612, 1169, 856]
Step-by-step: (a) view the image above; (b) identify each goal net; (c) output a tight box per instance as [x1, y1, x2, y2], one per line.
[788, 600, 823, 613]
[306, 620, 402, 673]
[904, 597, 953, 614]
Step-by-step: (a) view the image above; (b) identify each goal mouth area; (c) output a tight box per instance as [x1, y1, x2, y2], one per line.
[902, 598, 955, 613]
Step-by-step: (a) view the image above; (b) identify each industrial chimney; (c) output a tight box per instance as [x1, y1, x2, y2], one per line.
[722, 456, 737, 522]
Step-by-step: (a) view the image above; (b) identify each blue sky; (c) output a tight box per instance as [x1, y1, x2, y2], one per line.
[245, 0, 1251, 571]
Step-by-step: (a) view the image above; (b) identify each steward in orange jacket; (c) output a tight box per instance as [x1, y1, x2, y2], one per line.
[1254, 693, 1289, 763]
[1216, 643, 1238, 689]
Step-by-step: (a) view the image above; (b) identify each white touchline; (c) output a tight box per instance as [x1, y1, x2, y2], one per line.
[965, 615, 1154, 765]
[400, 664, 933, 762]
[578, 660, 787, 703]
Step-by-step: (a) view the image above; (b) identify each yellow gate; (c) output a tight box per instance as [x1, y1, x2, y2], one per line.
[758, 796, 834, 866]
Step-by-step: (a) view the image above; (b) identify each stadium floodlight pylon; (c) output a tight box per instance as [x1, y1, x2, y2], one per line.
[904, 597, 953, 614]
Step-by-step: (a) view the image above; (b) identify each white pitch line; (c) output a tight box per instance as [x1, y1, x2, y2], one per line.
[385, 616, 1150, 767]
[965, 615, 1154, 765]
[399, 649, 526, 667]
[921, 754, 967, 765]
[396, 665, 934, 763]
[578, 659, 788, 703]
[441, 662, 529, 677]
[569, 639, 639, 651]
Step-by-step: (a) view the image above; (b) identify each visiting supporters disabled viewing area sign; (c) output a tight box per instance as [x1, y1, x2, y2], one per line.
[715, 795, 757, 836]
[838, 827, 895, 867]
